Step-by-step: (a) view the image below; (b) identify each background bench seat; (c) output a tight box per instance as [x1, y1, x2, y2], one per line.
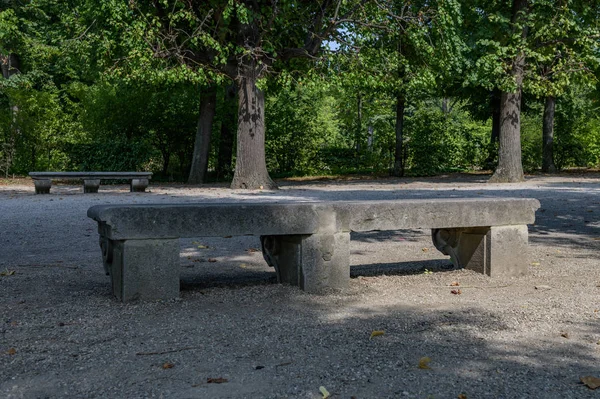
[29, 171, 152, 194]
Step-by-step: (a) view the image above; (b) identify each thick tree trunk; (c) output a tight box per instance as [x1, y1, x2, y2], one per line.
[188, 86, 217, 184]
[392, 95, 405, 177]
[231, 67, 276, 189]
[542, 95, 557, 173]
[489, 0, 527, 183]
[216, 84, 236, 180]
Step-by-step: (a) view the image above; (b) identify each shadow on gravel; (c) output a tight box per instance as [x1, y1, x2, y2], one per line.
[177, 260, 455, 293]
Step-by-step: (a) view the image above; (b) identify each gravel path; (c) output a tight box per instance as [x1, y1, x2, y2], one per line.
[1, 174, 599, 398]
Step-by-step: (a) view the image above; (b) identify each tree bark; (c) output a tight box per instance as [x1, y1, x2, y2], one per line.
[216, 84, 236, 180]
[355, 93, 363, 154]
[489, 0, 528, 183]
[542, 95, 557, 173]
[392, 95, 406, 177]
[230, 66, 276, 189]
[484, 90, 501, 170]
[188, 86, 217, 184]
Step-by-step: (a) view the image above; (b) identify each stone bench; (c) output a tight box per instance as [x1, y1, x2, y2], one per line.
[29, 172, 152, 194]
[87, 198, 540, 302]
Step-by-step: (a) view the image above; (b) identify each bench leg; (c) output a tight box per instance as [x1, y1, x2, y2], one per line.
[432, 225, 529, 277]
[33, 179, 52, 194]
[83, 179, 101, 193]
[100, 238, 180, 302]
[261, 232, 350, 293]
[130, 178, 149, 192]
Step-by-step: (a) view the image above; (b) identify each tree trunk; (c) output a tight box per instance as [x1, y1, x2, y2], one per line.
[542, 95, 557, 173]
[392, 95, 405, 177]
[484, 90, 501, 170]
[188, 86, 217, 184]
[231, 66, 276, 189]
[356, 93, 362, 154]
[489, 0, 527, 183]
[1, 53, 20, 176]
[216, 84, 236, 180]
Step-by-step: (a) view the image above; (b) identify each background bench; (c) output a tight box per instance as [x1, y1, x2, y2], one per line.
[88, 198, 540, 302]
[29, 172, 152, 194]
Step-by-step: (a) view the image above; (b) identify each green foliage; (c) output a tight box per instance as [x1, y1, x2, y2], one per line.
[63, 140, 156, 172]
[405, 105, 490, 175]
[520, 111, 543, 171]
[265, 80, 341, 176]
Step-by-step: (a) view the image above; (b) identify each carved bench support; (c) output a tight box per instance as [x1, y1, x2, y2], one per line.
[130, 178, 149, 192]
[101, 237, 180, 301]
[261, 232, 350, 293]
[84, 179, 101, 193]
[432, 225, 529, 277]
[33, 179, 52, 194]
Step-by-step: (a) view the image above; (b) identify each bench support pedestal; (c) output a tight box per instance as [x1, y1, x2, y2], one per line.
[102, 238, 180, 301]
[33, 179, 52, 194]
[261, 233, 350, 293]
[432, 225, 529, 277]
[84, 179, 101, 193]
[130, 178, 149, 192]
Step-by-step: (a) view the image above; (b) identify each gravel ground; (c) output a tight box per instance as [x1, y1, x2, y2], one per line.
[0, 173, 599, 399]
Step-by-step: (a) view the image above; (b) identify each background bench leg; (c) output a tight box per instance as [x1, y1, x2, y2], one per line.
[33, 179, 52, 194]
[83, 179, 101, 193]
[261, 232, 350, 293]
[104, 239, 180, 302]
[130, 178, 149, 192]
[432, 225, 529, 277]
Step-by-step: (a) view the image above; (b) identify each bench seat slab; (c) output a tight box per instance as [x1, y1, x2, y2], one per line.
[106, 239, 180, 301]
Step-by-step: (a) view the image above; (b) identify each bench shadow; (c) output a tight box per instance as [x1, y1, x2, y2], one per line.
[351, 259, 455, 277]
[178, 259, 455, 292]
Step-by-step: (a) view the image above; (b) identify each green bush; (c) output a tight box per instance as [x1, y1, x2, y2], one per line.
[405, 106, 489, 175]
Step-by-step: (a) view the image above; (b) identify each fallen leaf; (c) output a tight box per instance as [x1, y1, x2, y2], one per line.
[418, 357, 431, 369]
[451, 289, 462, 295]
[421, 247, 429, 252]
[581, 376, 600, 389]
[370, 330, 385, 339]
[246, 248, 260, 253]
[0, 269, 15, 276]
[259, 185, 264, 190]
[162, 362, 174, 369]
[458, 394, 468, 399]
[531, 262, 541, 266]
[592, 238, 600, 241]
[239, 263, 248, 268]
[319, 386, 330, 398]
[197, 245, 209, 249]
[561, 332, 570, 339]
[449, 281, 460, 287]
[208, 258, 217, 263]
[207, 377, 228, 384]
[6, 348, 16, 355]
